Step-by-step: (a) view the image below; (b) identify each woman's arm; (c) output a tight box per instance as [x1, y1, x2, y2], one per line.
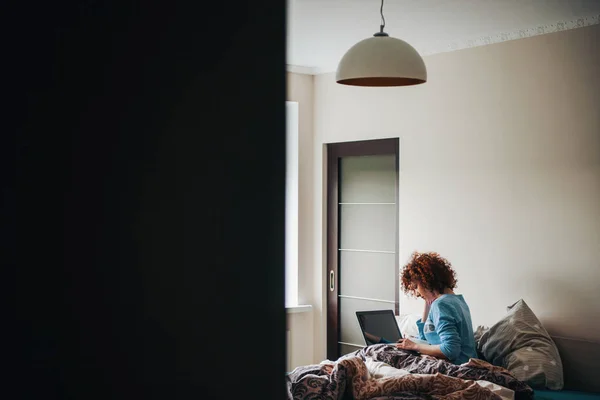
[412, 342, 447, 359]
[400, 302, 462, 362]
[432, 303, 462, 362]
[397, 339, 448, 359]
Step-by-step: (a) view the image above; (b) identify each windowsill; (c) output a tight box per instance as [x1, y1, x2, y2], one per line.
[286, 304, 313, 314]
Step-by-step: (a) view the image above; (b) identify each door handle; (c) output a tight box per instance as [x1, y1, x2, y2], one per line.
[329, 270, 335, 292]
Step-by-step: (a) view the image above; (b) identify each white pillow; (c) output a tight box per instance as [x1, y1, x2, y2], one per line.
[396, 314, 421, 340]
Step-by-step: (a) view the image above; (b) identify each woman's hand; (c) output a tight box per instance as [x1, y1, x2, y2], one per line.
[396, 338, 419, 352]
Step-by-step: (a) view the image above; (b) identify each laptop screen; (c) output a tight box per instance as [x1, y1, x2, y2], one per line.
[356, 310, 402, 345]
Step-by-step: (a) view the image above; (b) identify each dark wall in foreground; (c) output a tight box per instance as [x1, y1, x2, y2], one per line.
[4, 1, 286, 398]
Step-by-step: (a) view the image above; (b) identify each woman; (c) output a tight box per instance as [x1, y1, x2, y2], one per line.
[395, 251, 477, 365]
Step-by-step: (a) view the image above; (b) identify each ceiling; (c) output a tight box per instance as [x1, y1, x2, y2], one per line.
[287, 0, 600, 74]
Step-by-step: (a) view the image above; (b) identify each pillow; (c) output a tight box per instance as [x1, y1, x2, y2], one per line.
[477, 299, 564, 390]
[473, 325, 490, 360]
[396, 314, 421, 340]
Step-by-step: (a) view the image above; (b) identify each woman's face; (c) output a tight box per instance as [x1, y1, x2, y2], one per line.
[415, 282, 436, 301]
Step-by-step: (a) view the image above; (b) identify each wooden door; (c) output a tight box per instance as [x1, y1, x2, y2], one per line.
[326, 138, 399, 360]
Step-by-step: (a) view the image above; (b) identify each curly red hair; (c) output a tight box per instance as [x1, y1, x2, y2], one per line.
[400, 251, 457, 297]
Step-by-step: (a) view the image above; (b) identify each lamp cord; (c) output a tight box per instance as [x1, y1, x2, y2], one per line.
[380, 0, 386, 33]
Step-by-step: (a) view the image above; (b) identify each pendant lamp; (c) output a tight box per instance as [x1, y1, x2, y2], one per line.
[336, 0, 427, 87]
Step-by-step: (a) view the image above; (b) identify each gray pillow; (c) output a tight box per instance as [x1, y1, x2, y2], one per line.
[477, 299, 564, 390]
[473, 325, 489, 343]
[473, 325, 490, 360]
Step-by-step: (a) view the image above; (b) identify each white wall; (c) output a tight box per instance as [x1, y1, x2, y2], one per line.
[310, 24, 600, 360]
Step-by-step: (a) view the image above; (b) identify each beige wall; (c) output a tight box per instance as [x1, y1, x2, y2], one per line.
[310, 24, 600, 360]
[286, 72, 316, 369]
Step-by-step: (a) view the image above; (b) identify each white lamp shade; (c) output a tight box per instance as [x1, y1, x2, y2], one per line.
[336, 35, 427, 87]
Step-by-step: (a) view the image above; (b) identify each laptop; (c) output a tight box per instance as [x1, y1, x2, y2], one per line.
[356, 309, 403, 345]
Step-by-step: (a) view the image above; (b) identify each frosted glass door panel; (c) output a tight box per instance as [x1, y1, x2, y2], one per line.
[333, 147, 398, 360]
[339, 204, 396, 252]
[340, 155, 396, 203]
[339, 297, 395, 346]
[339, 251, 396, 301]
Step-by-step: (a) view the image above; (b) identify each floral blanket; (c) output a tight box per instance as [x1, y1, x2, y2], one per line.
[286, 345, 534, 400]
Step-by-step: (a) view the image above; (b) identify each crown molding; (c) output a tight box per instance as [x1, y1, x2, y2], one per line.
[421, 13, 600, 57]
[306, 13, 600, 75]
[286, 64, 319, 75]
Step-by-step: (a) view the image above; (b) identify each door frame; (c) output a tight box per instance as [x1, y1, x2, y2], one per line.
[326, 138, 400, 361]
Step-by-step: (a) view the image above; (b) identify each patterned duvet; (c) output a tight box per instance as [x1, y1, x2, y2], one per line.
[286, 344, 534, 400]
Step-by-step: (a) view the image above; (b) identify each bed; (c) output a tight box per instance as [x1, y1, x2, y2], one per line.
[286, 344, 533, 399]
[533, 335, 600, 400]
[286, 337, 600, 400]
[534, 391, 600, 400]
[286, 300, 600, 400]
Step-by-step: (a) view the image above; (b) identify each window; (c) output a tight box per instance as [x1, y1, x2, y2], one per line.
[285, 101, 299, 307]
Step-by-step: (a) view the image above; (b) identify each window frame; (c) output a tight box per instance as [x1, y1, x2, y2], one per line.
[285, 101, 299, 307]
